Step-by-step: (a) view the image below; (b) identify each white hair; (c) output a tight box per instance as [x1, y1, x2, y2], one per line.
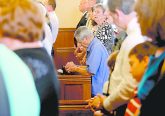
[74, 26, 93, 42]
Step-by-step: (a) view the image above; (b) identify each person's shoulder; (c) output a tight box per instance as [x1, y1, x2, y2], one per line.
[93, 39, 108, 53]
[0, 45, 12, 53]
[92, 38, 102, 46]
[93, 38, 103, 46]
[125, 32, 145, 46]
[0, 45, 21, 62]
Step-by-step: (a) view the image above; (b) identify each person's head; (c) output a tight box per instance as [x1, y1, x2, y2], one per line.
[43, 0, 56, 11]
[107, 0, 135, 29]
[135, 0, 165, 47]
[107, 50, 119, 72]
[129, 41, 157, 82]
[92, 3, 107, 25]
[79, 0, 96, 13]
[74, 26, 94, 48]
[0, 0, 44, 42]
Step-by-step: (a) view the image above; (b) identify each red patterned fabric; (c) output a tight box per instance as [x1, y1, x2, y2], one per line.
[124, 90, 141, 116]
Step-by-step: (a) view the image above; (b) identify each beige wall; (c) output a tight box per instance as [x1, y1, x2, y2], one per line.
[56, 0, 83, 28]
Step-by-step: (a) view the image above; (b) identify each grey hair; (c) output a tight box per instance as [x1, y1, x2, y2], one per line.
[74, 26, 93, 42]
[108, 0, 135, 14]
[93, 3, 106, 13]
[96, 0, 103, 3]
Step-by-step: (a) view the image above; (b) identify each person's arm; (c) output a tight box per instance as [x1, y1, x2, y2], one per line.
[79, 65, 87, 68]
[103, 40, 139, 111]
[80, 54, 86, 65]
[65, 62, 92, 76]
[75, 65, 92, 76]
[103, 77, 137, 111]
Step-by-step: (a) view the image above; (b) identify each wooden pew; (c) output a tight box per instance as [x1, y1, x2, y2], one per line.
[53, 28, 75, 48]
[53, 47, 93, 116]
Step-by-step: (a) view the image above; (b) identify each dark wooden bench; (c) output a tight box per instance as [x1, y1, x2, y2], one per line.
[53, 47, 93, 116]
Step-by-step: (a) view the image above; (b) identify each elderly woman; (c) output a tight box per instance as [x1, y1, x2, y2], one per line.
[92, 3, 116, 54]
[75, 3, 116, 65]
[134, 0, 165, 115]
[0, 0, 59, 115]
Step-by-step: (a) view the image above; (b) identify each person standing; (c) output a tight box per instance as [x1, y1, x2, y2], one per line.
[0, 0, 59, 115]
[135, 0, 165, 115]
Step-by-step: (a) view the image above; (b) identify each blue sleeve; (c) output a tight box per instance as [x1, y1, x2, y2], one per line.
[86, 45, 102, 75]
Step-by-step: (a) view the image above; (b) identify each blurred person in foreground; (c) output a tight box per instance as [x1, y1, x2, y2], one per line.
[0, 44, 40, 116]
[0, 0, 59, 115]
[0, 0, 41, 116]
[125, 41, 157, 116]
[134, 0, 165, 115]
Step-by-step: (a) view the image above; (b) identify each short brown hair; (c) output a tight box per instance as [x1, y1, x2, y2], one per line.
[48, 0, 56, 10]
[108, 0, 135, 14]
[129, 41, 157, 61]
[0, 0, 44, 42]
[135, 0, 165, 45]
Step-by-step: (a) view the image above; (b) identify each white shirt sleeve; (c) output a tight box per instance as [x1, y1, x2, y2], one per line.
[42, 23, 53, 56]
[103, 40, 138, 111]
[48, 12, 59, 43]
